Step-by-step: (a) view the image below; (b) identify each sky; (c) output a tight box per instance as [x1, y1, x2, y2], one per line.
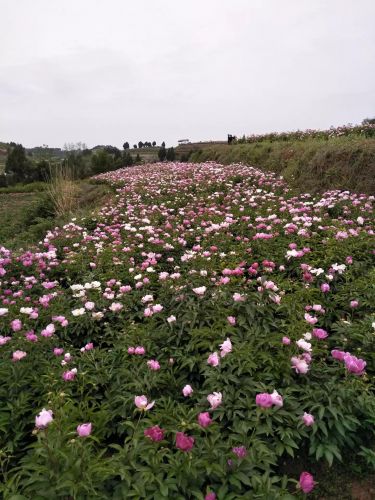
[0, 0, 374, 149]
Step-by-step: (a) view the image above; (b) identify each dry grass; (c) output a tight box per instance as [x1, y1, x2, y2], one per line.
[46, 164, 79, 217]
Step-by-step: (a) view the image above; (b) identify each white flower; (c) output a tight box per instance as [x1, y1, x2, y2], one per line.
[0, 308, 8, 316]
[72, 308, 86, 316]
[296, 339, 312, 352]
[193, 286, 207, 296]
[167, 315, 176, 323]
[20, 307, 33, 314]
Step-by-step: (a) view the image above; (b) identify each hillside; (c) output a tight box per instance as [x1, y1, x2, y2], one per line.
[178, 137, 375, 195]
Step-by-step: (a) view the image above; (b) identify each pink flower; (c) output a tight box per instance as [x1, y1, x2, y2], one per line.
[0, 336, 11, 345]
[270, 390, 283, 407]
[232, 446, 247, 458]
[220, 338, 232, 357]
[12, 350, 27, 362]
[198, 412, 212, 428]
[207, 352, 220, 367]
[53, 347, 64, 356]
[331, 349, 346, 360]
[304, 313, 318, 325]
[255, 393, 273, 408]
[41, 323, 55, 337]
[62, 368, 77, 381]
[128, 346, 135, 354]
[205, 493, 216, 500]
[84, 342, 94, 351]
[77, 423, 92, 437]
[227, 316, 236, 326]
[291, 356, 309, 374]
[35, 408, 53, 429]
[134, 395, 155, 411]
[109, 302, 123, 312]
[282, 336, 291, 345]
[193, 286, 206, 296]
[182, 384, 193, 397]
[320, 283, 330, 293]
[11, 319, 22, 332]
[147, 359, 160, 371]
[233, 292, 245, 302]
[175, 432, 194, 452]
[299, 471, 315, 493]
[144, 425, 165, 442]
[167, 315, 176, 323]
[207, 392, 222, 410]
[134, 346, 145, 355]
[313, 328, 328, 339]
[350, 300, 359, 308]
[84, 301, 95, 310]
[344, 354, 366, 375]
[302, 412, 315, 426]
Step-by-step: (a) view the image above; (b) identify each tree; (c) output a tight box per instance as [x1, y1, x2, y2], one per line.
[166, 147, 175, 161]
[138, 141, 143, 149]
[158, 144, 166, 161]
[161, 141, 166, 148]
[123, 142, 130, 149]
[133, 144, 137, 149]
[362, 117, 375, 125]
[152, 141, 156, 147]
[5, 143, 31, 183]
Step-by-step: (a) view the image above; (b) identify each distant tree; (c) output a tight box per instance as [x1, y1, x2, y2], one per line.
[123, 142, 130, 149]
[133, 144, 137, 149]
[91, 150, 114, 175]
[158, 144, 167, 162]
[5, 143, 31, 183]
[362, 117, 375, 125]
[161, 141, 165, 148]
[152, 141, 156, 147]
[166, 147, 175, 161]
[138, 141, 143, 149]
[104, 145, 121, 159]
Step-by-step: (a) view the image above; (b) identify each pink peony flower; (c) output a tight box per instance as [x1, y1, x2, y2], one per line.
[193, 286, 206, 296]
[282, 336, 291, 345]
[220, 338, 232, 357]
[320, 283, 330, 293]
[35, 408, 53, 429]
[270, 390, 283, 407]
[302, 412, 315, 426]
[0, 335, 11, 345]
[304, 313, 318, 325]
[175, 432, 194, 452]
[291, 356, 309, 374]
[227, 316, 236, 326]
[232, 446, 247, 458]
[134, 395, 155, 411]
[144, 425, 165, 442]
[77, 423, 92, 437]
[134, 346, 145, 355]
[147, 359, 160, 371]
[84, 342, 94, 351]
[255, 393, 273, 408]
[312, 328, 328, 339]
[344, 354, 366, 375]
[53, 347, 64, 356]
[205, 493, 216, 500]
[207, 352, 220, 366]
[182, 385, 193, 397]
[11, 319, 22, 332]
[62, 368, 77, 381]
[198, 412, 212, 428]
[207, 392, 222, 410]
[299, 471, 315, 493]
[331, 349, 346, 360]
[350, 300, 359, 308]
[233, 292, 245, 302]
[12, 350, 27, 362]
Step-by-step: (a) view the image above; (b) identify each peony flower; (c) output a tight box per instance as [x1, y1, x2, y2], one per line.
[232, 446, 247, 458]
[53, 347, 64, 356]
[282, 336, 291, 345]
[175, 432, 194, 452]
[207, 392, 222, 410]
[207, 352, 220, 367]
[291, 356, 309, 374]
[350, 300, 359, 308]
[193, 286, 207, 296]
[0, 335, 11, 345]
[167, 315, 176, 323]
[344, 354, 366, 375]
[11, 319, 22, 332]
[12, 350, 27, 362]
[270, 390, 283, 407]
[144, 425, 164, 442]
[77, 423, 92, 437]
[302, 412, 315, 426]
[255, 393, 273, 408]
[312, 328, 328, 339]
[205, 493, 216, 500]
[320, 283, 330, 293]
[233, 292, 245, 302]
[147, 359, 160, 371]
[299, 471, 315, 493]
[35, 408, 53, 429]
[227, 316, 236, 326]
[134, 395, 155, 411]
[220, 338, 232, 357]
[198, 412, 212, 428]
[331, 349, 346, 360]
[135, 346, 146, 355]
[109, 302, 123, 312]
[296, 339, 312, 352]
[182, 384, 193, 397]
[63, 368, 77, 381]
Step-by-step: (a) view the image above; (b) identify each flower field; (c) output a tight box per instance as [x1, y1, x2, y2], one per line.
[0, 162, 374, 499]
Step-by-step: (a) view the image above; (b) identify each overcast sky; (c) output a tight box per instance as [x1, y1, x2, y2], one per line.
[1, 0, 374, 148]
